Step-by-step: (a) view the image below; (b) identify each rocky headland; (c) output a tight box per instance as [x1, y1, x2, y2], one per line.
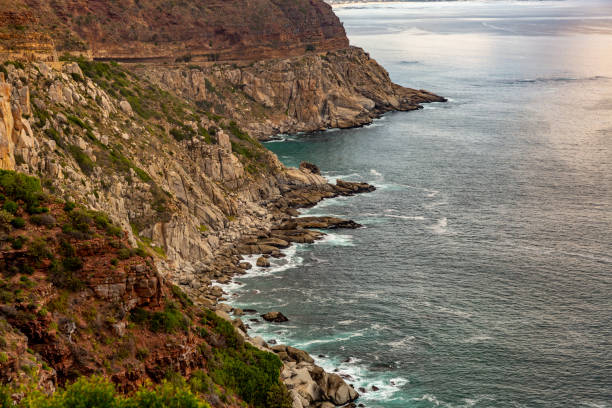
[0, 0, 443, 406]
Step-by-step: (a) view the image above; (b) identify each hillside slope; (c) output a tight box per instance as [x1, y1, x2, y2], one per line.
[0, 0, 348, 62]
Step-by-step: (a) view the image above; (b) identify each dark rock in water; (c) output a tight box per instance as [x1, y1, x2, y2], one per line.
[268, 339, 277, 344]
[358, 404, 365, 407]
[300, 161, 321, 175]
[343, 357, 352, 363]
[335, 179, 376, 194]
[334, 368, 340, 372]
[243, 308, 258, 313]
[238, 262, 252, 270]
[339, 373, 354, 381]
[249, 318, 259, 323]
[372, 385, 380, 391]
[358, 387, 366, 393]
[295, 216, 362, 230]
[261, 311, 289, 322]
[318, 354, 326, 358]
[256, 256, 270, 267]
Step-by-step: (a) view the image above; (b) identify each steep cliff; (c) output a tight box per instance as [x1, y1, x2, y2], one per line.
[0, 0, 347, 62]
[141, 46, 445, 139]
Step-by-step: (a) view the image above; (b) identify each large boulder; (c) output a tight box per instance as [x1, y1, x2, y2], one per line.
[261, 311, 289, 322]
[321, 373, 359, 405]
[256, 256, 271, 267]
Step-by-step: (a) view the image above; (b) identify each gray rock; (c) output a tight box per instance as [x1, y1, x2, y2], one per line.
[119, 100, 133, 116]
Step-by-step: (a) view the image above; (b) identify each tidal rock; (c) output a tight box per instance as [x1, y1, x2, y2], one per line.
[322, 373, 359, 405]
[256, 256, 271, 267]
[261, 311, 289, 322]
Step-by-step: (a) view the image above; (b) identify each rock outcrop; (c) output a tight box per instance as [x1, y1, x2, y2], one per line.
[0, 72, 35, 170]
[141, 46, 445, 140]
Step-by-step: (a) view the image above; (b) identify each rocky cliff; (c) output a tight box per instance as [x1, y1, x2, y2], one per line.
[140, 46, 444, 139]
[0, 59, 373, 408]
[0, 0, 444, 405]
[0, 0, 347, 62]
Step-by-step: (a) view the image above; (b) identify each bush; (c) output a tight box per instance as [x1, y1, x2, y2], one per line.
[10, 217, 25, 229]
[30, 213, 57, 227]
[0, 210, 12, 231]
[67, 115, 92, 130]
[27, 238, 53, 261]
[68, 145, 95, 176]
[0, 171, 44, 212]
[117, 248, 131, 260]
[50, 258, 83, 291]
[10, 236, 27, 249]
[208, 344, 289, 408]
[69, 208, 93, 233]
[202, 309, 290, 407]
[2, 200, 18, 214]
[130, 303, 190, 334]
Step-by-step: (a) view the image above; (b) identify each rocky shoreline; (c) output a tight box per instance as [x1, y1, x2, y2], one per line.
[199, 164, 376, 408]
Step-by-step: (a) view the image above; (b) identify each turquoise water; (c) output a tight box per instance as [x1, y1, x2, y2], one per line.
[221, 1, 612, 407]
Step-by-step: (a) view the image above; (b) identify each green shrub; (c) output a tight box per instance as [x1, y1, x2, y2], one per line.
[109, 149, 151, 182]
[117, 248, 131, 260]
[149, 303, 190, 333]
[27, 238, 53, 261]
[0, 210, 13, 231]
[68, 145, 95, 176]
[69, 208, 93, 233]
[64, 201, 76, 212]
[30, 213, 56, 227]
[0, 384, 11, 408]
[130, 303, 190, 334]
[62, 256, 83, 272]
[171, 284, 193, 307]
[10, 236, 27, 249]
[2, 200, 18, 214]
[50, 258, 83, 291]
[208, 344, 289, 408]
[0, 171, 44, 212]
[67, 115, 92, 130]
[10, 217, 25, 228]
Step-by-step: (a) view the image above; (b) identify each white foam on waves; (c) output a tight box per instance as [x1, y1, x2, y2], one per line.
[428, 217, 451, 235]
[317, 232, 355, 247]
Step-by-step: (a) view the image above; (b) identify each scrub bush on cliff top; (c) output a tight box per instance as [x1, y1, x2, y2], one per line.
[203, 310, 291, 408]
[19, 376, 211, 408]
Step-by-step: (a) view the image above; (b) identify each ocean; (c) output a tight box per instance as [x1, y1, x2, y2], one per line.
[219, 1, 612, 407]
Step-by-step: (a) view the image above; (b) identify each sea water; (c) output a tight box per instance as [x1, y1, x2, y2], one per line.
[220, 1, 612, 407]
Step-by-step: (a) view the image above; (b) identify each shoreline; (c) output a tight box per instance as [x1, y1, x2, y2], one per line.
[204, 173, 377, 408]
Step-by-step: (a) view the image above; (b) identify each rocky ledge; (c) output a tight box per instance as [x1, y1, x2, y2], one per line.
[199, 176, 376, 408]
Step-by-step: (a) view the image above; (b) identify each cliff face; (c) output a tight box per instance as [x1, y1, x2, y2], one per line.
[0, 60, 329, 293]
[0, 0, 348, 62]
[0, 62, 366, 408]
[141, 46, 445, 139]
